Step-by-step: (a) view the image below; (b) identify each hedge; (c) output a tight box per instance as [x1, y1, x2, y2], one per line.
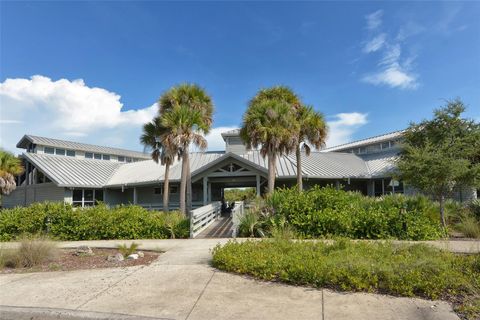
[0, 202, 189, 241]
[266, 186, 445, 240]
[212, 239, 480, 320]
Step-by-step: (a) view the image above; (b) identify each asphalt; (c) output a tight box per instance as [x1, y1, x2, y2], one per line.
[1, 238, 477, 320]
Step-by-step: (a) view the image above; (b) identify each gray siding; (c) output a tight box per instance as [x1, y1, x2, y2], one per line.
[2, 183, 65, 208]
[226, 137, 247, 154]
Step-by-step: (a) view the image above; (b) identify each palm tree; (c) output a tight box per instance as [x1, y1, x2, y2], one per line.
[295, 105, 328, 191]
[159, 84, 214, 215]
[140, 116, 178, 212]
[240, 98, 299, 194]
[0, 150, 24, 195]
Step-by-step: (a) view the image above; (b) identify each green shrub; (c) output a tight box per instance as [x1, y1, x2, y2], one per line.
[0, 202, 189, 241]
[212, 239, 480, 320]
[265, 186, 445, 240]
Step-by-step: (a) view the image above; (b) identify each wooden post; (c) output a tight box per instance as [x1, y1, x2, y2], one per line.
[133, 187, 138, 205]
[203, 176, 208, 205]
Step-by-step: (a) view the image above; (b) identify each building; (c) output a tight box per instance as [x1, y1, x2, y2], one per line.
[3, 130, 406, 209]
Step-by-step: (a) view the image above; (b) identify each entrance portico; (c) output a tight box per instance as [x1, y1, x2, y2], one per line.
[191, 153, 268, 205]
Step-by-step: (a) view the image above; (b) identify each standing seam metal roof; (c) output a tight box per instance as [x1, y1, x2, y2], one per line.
[17, 135, 150, 159]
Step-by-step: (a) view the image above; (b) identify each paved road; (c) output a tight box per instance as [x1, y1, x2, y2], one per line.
[1, 239, 476, 320]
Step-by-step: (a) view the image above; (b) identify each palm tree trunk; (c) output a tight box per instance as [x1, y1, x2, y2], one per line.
[179, 150, 188, 216]
[163, 163, 170, 213]
[186, 152, 192, 217]
[296, 145, 302, 192]
[267, 152, 276, 194]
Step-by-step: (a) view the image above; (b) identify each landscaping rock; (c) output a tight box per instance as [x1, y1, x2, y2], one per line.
[127, 254, 139, 260]
[137, 251, 144, 258]
[106, 253, 124, 262]
[74, 246, 94, 256]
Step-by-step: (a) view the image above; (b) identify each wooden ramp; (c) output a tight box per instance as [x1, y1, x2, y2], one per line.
[196, 216, 233, 238]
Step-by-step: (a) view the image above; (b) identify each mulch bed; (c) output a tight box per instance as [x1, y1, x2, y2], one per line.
[1, 248, 160, 274]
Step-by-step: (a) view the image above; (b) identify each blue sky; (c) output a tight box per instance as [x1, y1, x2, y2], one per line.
[1, 1, 479, 153]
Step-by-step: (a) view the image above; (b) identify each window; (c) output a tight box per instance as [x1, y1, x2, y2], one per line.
[170, 186, 178, 194]
[103, 154, 110, 161]
[94, 153, 102, 160]
[154, 187, 162, 195]
[72, 189, 103, 207]
[66, 150, 76, 157]
[118, 156, 125, 162]
[381, 141, 390, 150]
[55, 148, 66, 156]
[95, 189, 104, 204]
[126, 157, 132, 163]
[85, 152, 93, 159]
[72, 190, 83, 207]
[44, 147, 55, 154]
[358, 147, 366, 154]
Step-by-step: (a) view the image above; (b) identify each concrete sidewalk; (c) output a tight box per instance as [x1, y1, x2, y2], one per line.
[1, 238, 476, 320]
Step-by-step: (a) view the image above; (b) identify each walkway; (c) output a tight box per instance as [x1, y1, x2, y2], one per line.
[196, 216, 233, 238]
[1, 239, 478, 320]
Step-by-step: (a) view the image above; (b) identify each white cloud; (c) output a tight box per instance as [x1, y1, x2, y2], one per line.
[363, 33, 386, 53]
[365, 10, 383, 30]
[360, 11, 419, 90]
[0, 75, 158, 153]
[202, 126, 238, 152]
[326, 113, 368, 147]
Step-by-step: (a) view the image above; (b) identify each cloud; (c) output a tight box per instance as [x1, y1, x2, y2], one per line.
[363, 33, 386, 53]
[360, 11, 419, 89]
[365, 10, 383, 30]
[0, 75, 158, 153]
[202, 126, 238, 152]
[326, 113, 368, 147]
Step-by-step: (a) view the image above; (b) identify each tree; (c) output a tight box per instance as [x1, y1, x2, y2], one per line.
[295, 105, 328, 191]
[140, 116, 178, 213]
[240, 95, 299, 194]
[159, 84, 214, 215]
[0, 149, 24, 195]
[396, 99, 480, 227]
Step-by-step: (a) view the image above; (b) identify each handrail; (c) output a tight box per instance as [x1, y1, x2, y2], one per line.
[189, 201, 221, 238]
[231, 201, 245, 237]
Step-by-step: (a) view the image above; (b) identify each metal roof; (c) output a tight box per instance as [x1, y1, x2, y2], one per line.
[322, 130, 405, 152]
[24, 149, 399, 188]
[24, 153, 122, 188]
[17, 135, 150, 159]
[359, 150, 399, 178]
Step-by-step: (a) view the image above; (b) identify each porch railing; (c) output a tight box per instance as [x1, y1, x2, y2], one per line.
[231, 201, 245, 238]
[189, 201, 221, 238]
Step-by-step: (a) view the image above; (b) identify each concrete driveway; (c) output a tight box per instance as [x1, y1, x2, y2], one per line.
[1, 239, 474, 320]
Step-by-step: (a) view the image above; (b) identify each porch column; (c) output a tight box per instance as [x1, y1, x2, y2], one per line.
[133, 187, 138, 205]
[256, 174, 261, 196]
[335, 180, 340, 190]
[208, 182, 212, 202]
[367, 180, 375, 197]
[203, 176, 208, 205]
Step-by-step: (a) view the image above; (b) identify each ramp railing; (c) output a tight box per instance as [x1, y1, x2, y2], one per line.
[231, 201, 245, 237]
[190, 202, 221, 238]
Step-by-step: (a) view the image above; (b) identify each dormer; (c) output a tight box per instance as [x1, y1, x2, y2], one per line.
[221, 129, 247, 154]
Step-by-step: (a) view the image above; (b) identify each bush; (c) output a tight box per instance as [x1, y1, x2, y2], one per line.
[0, 202, 190, 241]
[265, 186, 445, 240]
[212, 239, 480, 320]
[457, 214, 480, 239]
[1, 236, 58, 268]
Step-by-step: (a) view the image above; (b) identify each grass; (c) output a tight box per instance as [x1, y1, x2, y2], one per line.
[212, 239, 480, 320]
[0, 236, 58, 269]
[456, 215, 480, 239]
